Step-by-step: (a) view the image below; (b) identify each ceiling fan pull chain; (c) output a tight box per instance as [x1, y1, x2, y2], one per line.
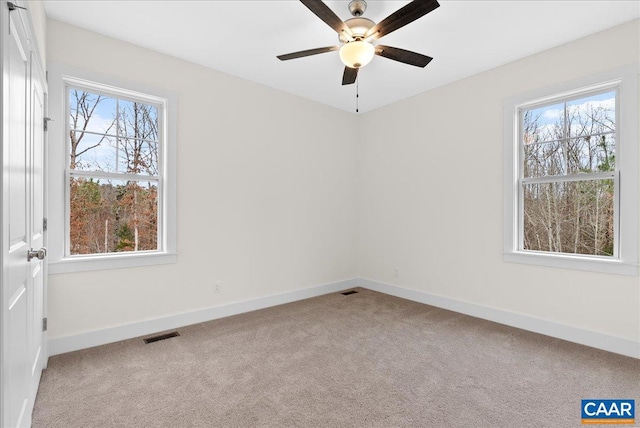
[356, 76, 359, 113]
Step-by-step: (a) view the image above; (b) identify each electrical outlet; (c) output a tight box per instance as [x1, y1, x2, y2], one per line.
[213, 281, 221, 293]
[394, 268, 399, 278]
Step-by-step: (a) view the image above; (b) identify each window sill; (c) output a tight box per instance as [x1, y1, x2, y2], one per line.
[48, 252, 177, 275]
[504, 251, 638, 276]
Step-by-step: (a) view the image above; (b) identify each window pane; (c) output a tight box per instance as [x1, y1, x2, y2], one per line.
[522, 93, 616, 177]
[118, 139, 159, 176]
[523, 180, 614, 256]
[566, 133, 615, 174]
[70, 131, 117, 172]
[523, 140, 566, 177]
[522, 102, 564, 145]
[69, 89, 116, 134]
[118, 100, 159, 141]
[567, 91, 615, 138]
[70, 178, 158, 255]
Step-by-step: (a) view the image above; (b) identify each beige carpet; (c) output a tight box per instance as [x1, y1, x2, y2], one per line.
[33, 288, 639, 427]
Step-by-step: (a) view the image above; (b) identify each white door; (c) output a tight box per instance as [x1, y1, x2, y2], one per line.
[28, 49, 47, 409]
[2, 3, 47, 427]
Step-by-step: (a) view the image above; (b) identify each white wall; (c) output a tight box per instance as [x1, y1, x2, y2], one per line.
[358, 20, 640, 343]
[46, 20, 359, 340]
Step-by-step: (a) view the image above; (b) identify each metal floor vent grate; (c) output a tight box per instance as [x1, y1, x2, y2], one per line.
[143, 331, 180, 344]
[342, 290, 358, 295]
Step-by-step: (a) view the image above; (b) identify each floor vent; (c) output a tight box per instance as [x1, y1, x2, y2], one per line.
[341, 290, 358, 296]
[143, 331, 180, 344]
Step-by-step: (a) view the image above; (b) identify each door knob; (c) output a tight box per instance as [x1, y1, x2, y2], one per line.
[27, 247, 47, 261]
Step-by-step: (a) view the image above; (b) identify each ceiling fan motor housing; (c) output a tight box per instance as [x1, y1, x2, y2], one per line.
[339, 17, 375, 43]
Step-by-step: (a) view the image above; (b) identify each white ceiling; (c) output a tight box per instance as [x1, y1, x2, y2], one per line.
[44, 1, 639, 113]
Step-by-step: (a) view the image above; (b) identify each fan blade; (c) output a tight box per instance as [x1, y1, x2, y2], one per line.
[277, 46, 340, 61]
[375, 45, 433, 68]
[300, 0, 353, 38]
[366, 0, 440, 40]
[342, 67, 358, 85]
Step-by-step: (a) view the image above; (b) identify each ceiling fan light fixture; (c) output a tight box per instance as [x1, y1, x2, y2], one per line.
[339, 40, 375, 69]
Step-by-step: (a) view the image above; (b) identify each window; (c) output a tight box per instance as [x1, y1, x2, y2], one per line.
[504, 66, 638, 275]
[521, 89, 617, 256]
[68, 86, 161, 255]
[48, 65, 176, 273]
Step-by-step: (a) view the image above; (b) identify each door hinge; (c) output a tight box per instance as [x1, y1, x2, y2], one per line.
[43, 318, 47, 332]
[7, 2, 27, 11]
[43, 218, 47, 231]
[44, 117, 53, 131]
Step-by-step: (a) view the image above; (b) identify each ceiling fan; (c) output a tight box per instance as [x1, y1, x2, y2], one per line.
[277, 0, 440, 85]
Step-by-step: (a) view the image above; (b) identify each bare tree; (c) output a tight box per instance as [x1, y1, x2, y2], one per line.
[69, 90, 116, 170]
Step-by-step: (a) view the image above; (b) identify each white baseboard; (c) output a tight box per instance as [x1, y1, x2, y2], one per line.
[49, 277, 639, 359]
[358, 278, 640, 359]
[48, 278, 359, 356]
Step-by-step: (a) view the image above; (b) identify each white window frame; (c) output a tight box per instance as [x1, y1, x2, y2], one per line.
[503, 65, 638, 276]
[47, 63, 177, 274]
